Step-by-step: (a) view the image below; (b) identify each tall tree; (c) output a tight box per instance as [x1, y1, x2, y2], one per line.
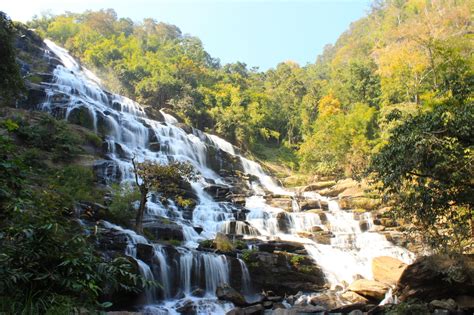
[131, 158, 196, 233]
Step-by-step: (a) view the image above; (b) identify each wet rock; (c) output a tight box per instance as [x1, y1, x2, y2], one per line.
[297, 231, 333, 245]
[302, 181, 336, 191]
[226, 305, 265, 315]
[341, 291, 369, 304]
[306, 209, 328, 224]
[175, 299, 196, 315]
[191, 288, 205, 298]
[148, 142, 161, 152]
[94, 159, 122, 184]
[372, 256, 407, 286]
[429, 299, 457, 311]
[262, 301, 273, 309]
[136, 243, 154, 264]
[272, 303, 287, 310]
[175, 122, 193, 134]
[242, 304, 264, 315]
[396, 255, 474, 302]
[245, 250, 326, 296]
[205, 184, 231, 200]
[254, 241, 305, 253]
[299, 199, 326, 211]
[276, 305, 326, 314]
[143, 221, 184, 242]
[330, 303, 369, 314]
[216, 284, 246, 306]
[276, 212, 292, 233]
[455, 295, 474, 310]
[309, 293, 342, 309]
[193, 226, 203, 234]
[359, 220, 371, 232]
[68, 106, 95, 130]
[348, 279, 390, 300]
[22, 83, 47, 109]
[268, 197, 293, 211]
[97, 228, 129, 252]
[310, 226, 324, 232]
[222, 221, 259, 236]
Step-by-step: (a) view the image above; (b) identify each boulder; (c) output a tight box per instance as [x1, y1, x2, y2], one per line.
[396, 255, 474, 302]
[175, 299, 196, 314]
[254, 241, 305, 253]
[136, 243, 154, 264]
[372, 256, 407, 286]
[216, 284, 247, 306]
[341, 291, 369, 304]
[302, 181, 336, 191]
[268, 197, 293, 212]
[148, 142, 161, 152]
[245, 250, 326, 296]
[191, 288, 205, 297]
[299, 199, 325, 211]
[276, 212, 292, 233]
[226, 304, 265, 315]
[429, 299, 457, 311]
[309, 293, 342, 309]
[455, 295, 474, 310]
[143, 221, 184, 242]
[348, 279, 390, 300]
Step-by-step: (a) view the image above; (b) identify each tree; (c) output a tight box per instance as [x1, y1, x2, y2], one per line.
[0, 12, 24, 106]
[369, 102, 474, 253]
[131, 158, 196, 233]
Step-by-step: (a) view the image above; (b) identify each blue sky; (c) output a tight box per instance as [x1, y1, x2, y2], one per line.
[3, 0, 372, 70]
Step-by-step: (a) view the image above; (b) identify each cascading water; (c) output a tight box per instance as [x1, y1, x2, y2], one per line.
[40, 39, 415, 313]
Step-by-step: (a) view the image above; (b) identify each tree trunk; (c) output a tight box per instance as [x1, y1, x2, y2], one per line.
[135, 185, 148, 234]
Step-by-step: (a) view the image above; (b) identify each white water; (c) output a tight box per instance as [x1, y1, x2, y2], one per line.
[42, 39, 414, 313]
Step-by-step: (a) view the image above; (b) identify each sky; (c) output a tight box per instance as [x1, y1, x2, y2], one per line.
[3, 0, 372, 70]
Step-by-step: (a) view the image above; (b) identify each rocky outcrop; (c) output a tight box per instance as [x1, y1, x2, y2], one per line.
[216, 284, 246, 306]
[244, 250, 326, 296]
[396, 255, 474, 302]
[372, 256, 407, 286]
[348, 279, 390, 300]
[143, 220, 184, 242]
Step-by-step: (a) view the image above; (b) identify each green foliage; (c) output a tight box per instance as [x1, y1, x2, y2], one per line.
[24, 1, 472, 178]
[299, 102, 376, 177]
[14, 115, 83, 161]
[106, 184, 140, 227]
[290, 255, 305, 267]
[0, 110, 150, 313]
[134, 159, 197, 198]
[241, 249, 257, 264]
[369, 102, 474, 253]
[0, 11, 25, 106]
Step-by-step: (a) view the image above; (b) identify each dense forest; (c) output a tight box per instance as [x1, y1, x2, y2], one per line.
[26, 0, 472, 176]
[0, 0, 473, 314]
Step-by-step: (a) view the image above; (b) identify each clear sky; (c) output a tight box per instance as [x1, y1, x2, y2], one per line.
[3, 0, 372, 70]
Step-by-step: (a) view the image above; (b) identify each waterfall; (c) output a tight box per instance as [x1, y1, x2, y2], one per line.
[40, 39, 415, 313]
[237, 259, 252, 297]
[154, 245, 172, 299]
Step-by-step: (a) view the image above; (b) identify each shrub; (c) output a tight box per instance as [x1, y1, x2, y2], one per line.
[105, 184, 139, 227]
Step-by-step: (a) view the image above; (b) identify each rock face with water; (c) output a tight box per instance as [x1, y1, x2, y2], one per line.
[15, 35, 418, 314]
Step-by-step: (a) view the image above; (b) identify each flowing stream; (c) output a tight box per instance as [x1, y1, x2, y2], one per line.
[40, 39, 414, 313]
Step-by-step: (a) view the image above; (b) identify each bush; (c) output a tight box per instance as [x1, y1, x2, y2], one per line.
[105, 184, 139, 227]
[15, 115, 83, 161]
